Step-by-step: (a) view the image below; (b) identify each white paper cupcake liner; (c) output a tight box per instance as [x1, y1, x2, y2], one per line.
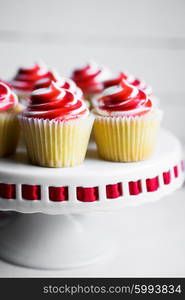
[93, 110, 163, 162]
[20, 114, 94, 167]
[0, 111, 20, 157]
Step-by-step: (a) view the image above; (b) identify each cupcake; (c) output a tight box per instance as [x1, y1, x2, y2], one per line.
[10, 62, 50, 103]
[71, 61, 112, 101]
[93, 80, 162, 162]
[19, 82, 94, 167]
[0, 82, 21, 157]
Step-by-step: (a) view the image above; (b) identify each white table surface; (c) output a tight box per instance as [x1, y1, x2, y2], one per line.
[0, 181, 184, 278]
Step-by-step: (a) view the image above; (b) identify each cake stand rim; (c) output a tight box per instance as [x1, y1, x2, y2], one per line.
[0, 128, 184, 215]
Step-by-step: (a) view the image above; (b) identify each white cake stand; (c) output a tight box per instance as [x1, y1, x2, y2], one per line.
[0, 129, 184, 270]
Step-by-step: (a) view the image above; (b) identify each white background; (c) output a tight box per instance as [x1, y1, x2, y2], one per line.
[0, 0, 185, 277]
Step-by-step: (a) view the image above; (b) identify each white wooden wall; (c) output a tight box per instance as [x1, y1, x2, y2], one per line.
[0, 0, 185, 140]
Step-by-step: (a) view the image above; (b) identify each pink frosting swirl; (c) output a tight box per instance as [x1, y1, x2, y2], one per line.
[10, 63, 50, 92]
[96, 80, 152, 117]
[103, 72, 127, 89]
[23, 81, 89, 121]
[34, 71, 83, 99]
[125, 73, 152, 95]
[103, 72, 152, 95]
[0, 82, 18, 112]
[33, 71, 58, 90]
[71, 62, 112, 95]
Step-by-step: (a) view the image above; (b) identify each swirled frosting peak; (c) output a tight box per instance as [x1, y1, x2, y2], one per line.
[11, 62, 50, 92]
[34, 71, 83, 99]
[71, 61, 112, 95]
[125, 74, 152, 95]
[103, 72, 127, 89]
[33, 70, 60, 90]
[23, 81, 89, 121]
[103, 72, 152, 95]
[0, 82, 18, 112]
[95, 80, 152, 117]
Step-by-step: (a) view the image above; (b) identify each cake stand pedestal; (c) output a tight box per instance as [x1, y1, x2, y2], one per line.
[0, 129, 184, 270]
[0, 213, 114, 270]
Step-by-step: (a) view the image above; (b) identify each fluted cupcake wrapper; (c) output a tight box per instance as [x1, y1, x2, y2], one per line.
[93, 110, 163, 162]
[19, 115, 94, 168]
[0, 111, 20, 157]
